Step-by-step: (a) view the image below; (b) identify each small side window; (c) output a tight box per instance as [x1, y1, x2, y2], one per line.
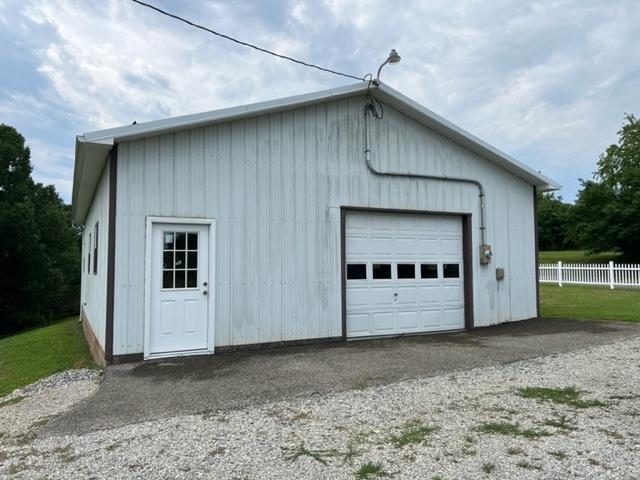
[443, 264, 460, 278]
[372, 264, 392, 279]
[347, 264, 367, 280]
[93, 222, 99, 275]
[397, 264, 415, 279]
[421, 264, 438, 279]
[88, 233, 91, 276]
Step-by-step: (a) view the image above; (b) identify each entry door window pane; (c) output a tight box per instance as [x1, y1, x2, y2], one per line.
[421, 264, 438, 279]
[443, 263, 460, 278]
[397, 263, 416, 279]
[163, 232, 174, 250]
[163, 270, 173, 289]
[163, 252, 174, 269]
[175, 232, 186, 250]
[347, 264, 367, 280]
[372, 263, 392, 279]
[162, 230, 198, 289]
[174, 270, 186, 288]
[175, 251, 186, 269]
[187, 233, 198, 250]
[187, 269, 198, 288]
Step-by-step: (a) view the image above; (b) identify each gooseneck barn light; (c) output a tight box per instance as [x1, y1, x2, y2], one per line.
[374, 49, 401, 85]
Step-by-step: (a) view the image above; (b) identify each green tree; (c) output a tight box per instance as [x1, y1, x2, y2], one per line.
[537, 192, 576, 250]
[0, 124, 80, 333]
[572, 114, 640, 259]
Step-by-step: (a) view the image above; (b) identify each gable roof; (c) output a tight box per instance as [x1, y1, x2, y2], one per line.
[72, 81, 560, 222]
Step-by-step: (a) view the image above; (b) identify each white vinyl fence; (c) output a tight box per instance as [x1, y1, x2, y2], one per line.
[539, 261, 640, 289]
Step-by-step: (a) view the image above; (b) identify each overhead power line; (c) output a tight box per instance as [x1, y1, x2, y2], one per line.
[130, 0, 366, 82]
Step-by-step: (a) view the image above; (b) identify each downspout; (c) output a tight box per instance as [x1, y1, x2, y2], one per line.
[363, 98, 489, 258]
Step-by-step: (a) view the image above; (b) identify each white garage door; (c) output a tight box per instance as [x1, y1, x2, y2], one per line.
[345, 211, 465, 337]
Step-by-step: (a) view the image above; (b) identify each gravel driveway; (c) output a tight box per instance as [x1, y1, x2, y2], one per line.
[1, 335, 640, 479]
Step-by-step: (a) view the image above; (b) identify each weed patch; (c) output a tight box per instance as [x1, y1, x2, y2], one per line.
[481, 463, 495, 474]
[31, 415, 55, 429]
[600, 428, 624, 440]
[548, 450, 568, 460]
[516, 460, 542, 470]
[609, 394, 640, 400]
[389, 420, 438, 447]
[0, 396, 24, 408]
[355, 462, 388, 479]
[209, 446, 225, 456]
[517, 387, 608, 408]
[462, 446, 477, 456]
[52, 445, 79, 463]
[542, 415, 576, 431]
[282, 443, 338, 465]
[506, 446, 526, 455]
[476, 421, 551, 439]
[14, 431, 36, 446]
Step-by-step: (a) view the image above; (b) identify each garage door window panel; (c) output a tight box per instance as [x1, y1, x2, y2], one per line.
[372, 263, 392, 279]
[443, 263, 460, 278]
[397, 263, 416, 279]
[421, 263, 438, 279]
[347, 264, 367, 280]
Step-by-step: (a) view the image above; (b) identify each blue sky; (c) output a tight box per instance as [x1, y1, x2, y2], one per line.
[1, 0, 638, 202]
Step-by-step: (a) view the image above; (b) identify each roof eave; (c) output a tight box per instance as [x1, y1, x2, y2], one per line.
[71, 135, 114, 224]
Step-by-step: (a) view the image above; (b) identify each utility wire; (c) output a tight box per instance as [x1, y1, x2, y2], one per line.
[130, 0, 366, 82]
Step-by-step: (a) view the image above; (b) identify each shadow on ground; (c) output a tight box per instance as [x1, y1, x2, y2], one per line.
[48, 318, 640, 435]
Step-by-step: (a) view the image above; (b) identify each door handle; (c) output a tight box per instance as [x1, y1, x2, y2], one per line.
[203, 290, 208, 296]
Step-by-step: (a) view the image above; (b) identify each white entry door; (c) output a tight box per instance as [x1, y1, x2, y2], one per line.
[148, 223, 210, 356]
[346, 211, 465, 337]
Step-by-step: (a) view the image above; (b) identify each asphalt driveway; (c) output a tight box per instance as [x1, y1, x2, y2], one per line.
[49, 318, 640, 435]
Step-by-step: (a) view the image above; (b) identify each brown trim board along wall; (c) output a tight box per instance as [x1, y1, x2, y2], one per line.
[105, 145, 118, 363]
[339, 206, 475, 339]
[533, 186, 540, 318]
[81, 307, 106, 367]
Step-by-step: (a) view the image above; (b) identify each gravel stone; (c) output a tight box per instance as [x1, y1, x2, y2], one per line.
[1, 339, 639, 479]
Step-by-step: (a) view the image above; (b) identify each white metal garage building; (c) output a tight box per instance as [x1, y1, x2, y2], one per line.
[72, 81, 558, 365]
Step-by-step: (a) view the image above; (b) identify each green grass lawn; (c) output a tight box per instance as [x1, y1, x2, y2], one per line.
[540, 283, 640, 322]
[0, 317, 96, 397]
[539, 250, 622, 264]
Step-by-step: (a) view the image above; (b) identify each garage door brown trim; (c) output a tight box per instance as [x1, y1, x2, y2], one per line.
[462, 215, 474, 329]
[340, 206, 474, 339]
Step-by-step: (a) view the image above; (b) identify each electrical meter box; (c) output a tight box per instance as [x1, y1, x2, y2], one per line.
[480, 244, 492, 264]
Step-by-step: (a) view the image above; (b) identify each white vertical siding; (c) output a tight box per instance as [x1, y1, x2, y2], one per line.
[113, 95, 536, 354]
[80, 161, 110, 348]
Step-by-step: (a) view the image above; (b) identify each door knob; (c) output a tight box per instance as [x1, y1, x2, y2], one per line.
[203, 290, 208, 296]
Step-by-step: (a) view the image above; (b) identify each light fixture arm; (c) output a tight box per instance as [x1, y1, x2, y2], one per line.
[373, 49, 400, 85]
[374, 58, 391, 85]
